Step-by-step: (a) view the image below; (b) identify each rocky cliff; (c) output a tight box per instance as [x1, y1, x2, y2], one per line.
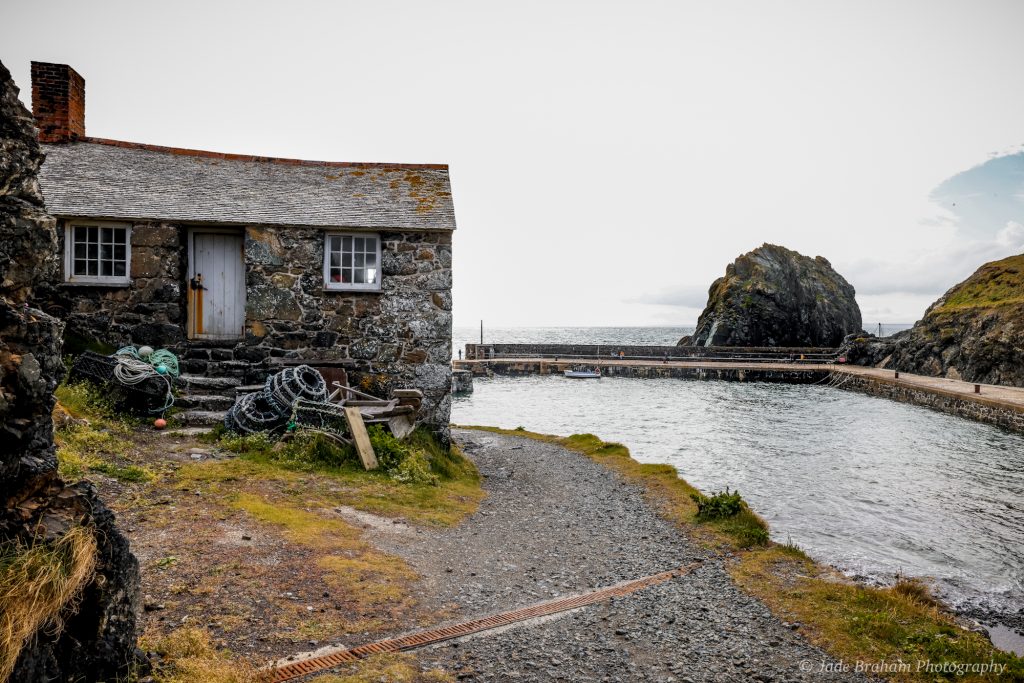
[681, 244, 862, 347]
[1, 60, 140, 682]
[841, 253, 1024, 386]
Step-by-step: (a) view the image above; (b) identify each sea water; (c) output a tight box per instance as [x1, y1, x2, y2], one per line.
[450, 326, 1024, 648]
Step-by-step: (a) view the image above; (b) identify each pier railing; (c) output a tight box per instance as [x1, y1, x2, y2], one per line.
[464, 343, 839, 364]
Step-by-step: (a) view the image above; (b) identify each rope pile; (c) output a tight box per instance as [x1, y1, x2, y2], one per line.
[225, 364, 330, 435]
[112, 346, 178, 412]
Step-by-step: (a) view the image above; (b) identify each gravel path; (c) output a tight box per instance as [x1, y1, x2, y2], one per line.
[378, 429, 868, 682]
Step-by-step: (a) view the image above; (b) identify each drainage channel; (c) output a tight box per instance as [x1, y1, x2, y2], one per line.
[263, 561, 702, 682]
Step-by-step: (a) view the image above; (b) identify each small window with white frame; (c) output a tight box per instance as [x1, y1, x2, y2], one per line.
[324, 232, 381, 291]
[64, 222, 131, 285]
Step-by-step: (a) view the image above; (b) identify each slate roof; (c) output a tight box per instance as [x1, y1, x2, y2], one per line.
[38, 139, 456, 231]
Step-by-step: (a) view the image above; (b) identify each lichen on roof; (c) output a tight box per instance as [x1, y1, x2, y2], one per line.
[38, 141, 456, 231]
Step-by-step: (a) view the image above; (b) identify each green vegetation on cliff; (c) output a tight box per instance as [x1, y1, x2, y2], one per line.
[932, 254, 1024, 312]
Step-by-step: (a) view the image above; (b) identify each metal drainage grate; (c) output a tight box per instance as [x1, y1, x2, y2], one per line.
[264, 562, 701, 682]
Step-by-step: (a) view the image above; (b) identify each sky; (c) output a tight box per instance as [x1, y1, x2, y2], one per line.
[3, 0, 1023, 328]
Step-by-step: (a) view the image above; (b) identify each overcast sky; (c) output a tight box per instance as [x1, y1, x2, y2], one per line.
[3, 0, 1023, 327]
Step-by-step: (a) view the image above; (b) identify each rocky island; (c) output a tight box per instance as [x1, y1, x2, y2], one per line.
[842, 252, 1024, 387]
[680, 243, 862, 347]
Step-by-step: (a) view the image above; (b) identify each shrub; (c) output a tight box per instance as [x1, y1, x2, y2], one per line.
[690, 488, 770, 548]
[690, 488, 745, 520]
[276, 432, 356, 471]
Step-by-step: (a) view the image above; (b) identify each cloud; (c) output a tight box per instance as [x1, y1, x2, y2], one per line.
[841, 151, 1024, 301]
[624, 284, 711, 309]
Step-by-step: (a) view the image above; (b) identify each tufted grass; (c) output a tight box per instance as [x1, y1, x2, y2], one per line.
[306, 652, 454, 682]
[0, 526, 98, 681]
[142, 627, 257, 683]
[458, 425, 1024, 682]
[733, 547, 1024, 682]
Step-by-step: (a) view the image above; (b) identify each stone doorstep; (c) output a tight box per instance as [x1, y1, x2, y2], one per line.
[175, 410, 228, 427]
[179, 374, 242, 391]
[174, 394, 236, 411]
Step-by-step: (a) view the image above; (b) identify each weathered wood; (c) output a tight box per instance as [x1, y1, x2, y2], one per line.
[392, 389, 423, 398]
[387, 414, 416, 439]
[344, 406, 378, 470]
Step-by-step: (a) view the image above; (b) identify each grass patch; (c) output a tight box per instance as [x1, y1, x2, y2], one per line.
[229, 492, 417, 614]
[142, 627, 257, 683]
[307, 652, 453, 682]
[201, 427, 484, 527]
[0, 526, 98, 681]
[732, 546, 1024, 681]
[932, 254, 1024, 312]
[54, 421, 153, 483]
[54, 381, 154, 483]
[458, 425, 1024, 681]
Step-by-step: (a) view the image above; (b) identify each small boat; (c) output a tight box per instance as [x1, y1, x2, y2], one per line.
[564, 367, 601, 379]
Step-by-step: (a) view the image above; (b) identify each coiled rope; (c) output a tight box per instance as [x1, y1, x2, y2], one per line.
[113, 346, 179, 412]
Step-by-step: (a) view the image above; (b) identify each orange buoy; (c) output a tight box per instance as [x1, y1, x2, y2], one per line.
[153, 418, 167, 430]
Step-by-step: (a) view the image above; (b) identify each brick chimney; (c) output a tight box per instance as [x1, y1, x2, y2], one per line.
[31, 62, 85, 143]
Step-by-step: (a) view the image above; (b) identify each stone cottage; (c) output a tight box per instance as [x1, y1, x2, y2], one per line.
[30, 62, 455, 433]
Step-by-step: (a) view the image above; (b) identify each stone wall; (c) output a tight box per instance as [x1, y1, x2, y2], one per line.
[243, 225, 453, 432]
[838, 375, 1024, 435]
[43, 221, 454, 433]
[43, 220, 185, 349]
[458, 359, 830, 383]
[1, 59, 139, 683]
[465, 343, 835, 360]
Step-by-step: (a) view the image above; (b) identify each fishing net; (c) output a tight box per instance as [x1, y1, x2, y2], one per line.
[265, 365, 328, 410]
[224, 391, 289, 435]
[68, 351, 173, 413]
[288, 398, 349, 438]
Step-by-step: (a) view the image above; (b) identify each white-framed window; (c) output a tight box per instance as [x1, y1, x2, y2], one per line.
[64, 221, 132, 285]
[323, 232, 381, 291]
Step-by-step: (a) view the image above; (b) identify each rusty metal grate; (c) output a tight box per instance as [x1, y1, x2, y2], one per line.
[263, 562, 701, 682]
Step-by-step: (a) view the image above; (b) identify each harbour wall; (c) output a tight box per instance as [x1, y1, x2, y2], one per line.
[452, 357, 1024, 436]
[837, 374, 1024, 435]
[465, 343, 836, 361]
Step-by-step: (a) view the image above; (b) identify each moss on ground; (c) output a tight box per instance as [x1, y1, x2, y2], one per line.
[185, 427, 484, 527]
[54, 382, 155, 483]
[458, 425, 1024, 682]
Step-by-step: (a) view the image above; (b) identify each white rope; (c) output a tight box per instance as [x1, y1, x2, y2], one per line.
[113, 355, 174, 412]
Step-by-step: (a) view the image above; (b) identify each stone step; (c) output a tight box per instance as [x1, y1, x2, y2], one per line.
[175, 410, 227, 427]
[204, 360, 252, 378]
[179, 375, 242, 392]
[175, 394, 236, 411]
[234, 384, 266, 397]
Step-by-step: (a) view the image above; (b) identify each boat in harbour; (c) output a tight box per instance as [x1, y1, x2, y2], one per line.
[564, 367, 601, 379]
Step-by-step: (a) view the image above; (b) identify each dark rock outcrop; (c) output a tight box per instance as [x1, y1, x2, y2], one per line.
[840, 253, 1024, 386]
[682, 244, 862, 347]
[1, 60, 140, 683]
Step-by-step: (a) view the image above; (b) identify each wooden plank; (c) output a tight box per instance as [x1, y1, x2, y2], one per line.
[387, 414, 416, 440]
[344, 407, 378, 470]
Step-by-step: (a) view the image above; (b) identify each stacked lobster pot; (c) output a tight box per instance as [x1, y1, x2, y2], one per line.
[224, 365, 328, 434]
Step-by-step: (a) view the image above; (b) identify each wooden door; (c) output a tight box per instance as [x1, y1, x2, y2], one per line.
[189, 231, 245, 338]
